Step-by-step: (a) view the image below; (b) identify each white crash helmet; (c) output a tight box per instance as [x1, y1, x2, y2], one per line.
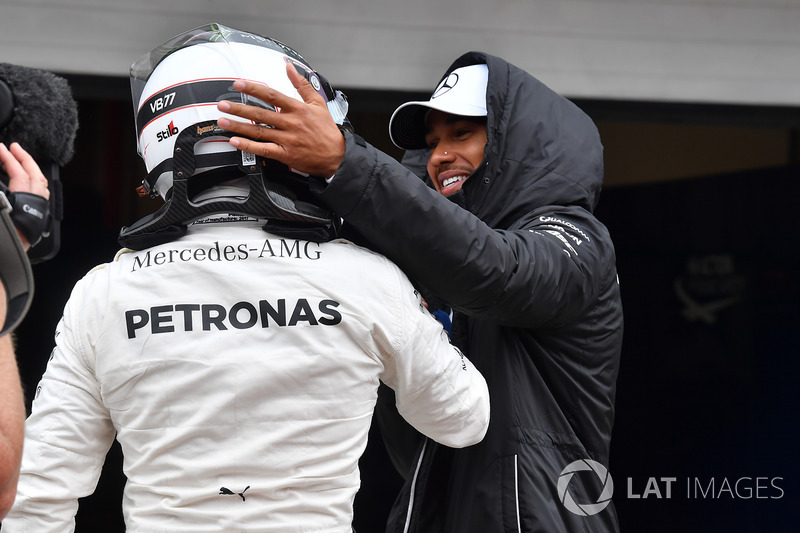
[120, 24, 349, 249]
[130, 22, 349, 199]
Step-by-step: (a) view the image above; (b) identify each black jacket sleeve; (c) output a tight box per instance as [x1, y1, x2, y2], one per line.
[312, 133, 615, 329]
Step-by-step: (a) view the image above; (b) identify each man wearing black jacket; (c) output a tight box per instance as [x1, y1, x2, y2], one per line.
[217, 50, 623, 533]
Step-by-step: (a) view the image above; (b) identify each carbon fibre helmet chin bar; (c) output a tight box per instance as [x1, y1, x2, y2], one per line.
[118, 121, 338, 250]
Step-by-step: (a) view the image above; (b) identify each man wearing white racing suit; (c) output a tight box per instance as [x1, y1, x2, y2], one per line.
[1, 25, 490, 533]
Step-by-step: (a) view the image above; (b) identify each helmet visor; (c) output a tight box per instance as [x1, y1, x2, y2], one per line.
[130, 23, 312, 119]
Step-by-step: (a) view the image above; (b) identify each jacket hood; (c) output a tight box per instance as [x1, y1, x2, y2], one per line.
[417, 52, 604, 229]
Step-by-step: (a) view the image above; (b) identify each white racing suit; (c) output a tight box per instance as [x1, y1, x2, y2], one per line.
[2, 217, 490, 532]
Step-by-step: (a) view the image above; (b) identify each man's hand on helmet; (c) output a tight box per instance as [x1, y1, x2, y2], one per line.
[216, 64, 346, 180]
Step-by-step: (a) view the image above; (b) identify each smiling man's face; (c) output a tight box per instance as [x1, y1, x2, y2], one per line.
[424, 110, 487, 197]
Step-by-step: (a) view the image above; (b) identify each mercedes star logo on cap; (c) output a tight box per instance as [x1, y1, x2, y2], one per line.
[432, 73, 459, 99]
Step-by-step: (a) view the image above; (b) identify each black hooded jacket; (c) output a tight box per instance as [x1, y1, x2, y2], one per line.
[313, 52, 622, 532]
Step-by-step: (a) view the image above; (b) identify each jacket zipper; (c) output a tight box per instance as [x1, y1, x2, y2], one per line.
[514, 454, 521, 532]
[403, 438, 429, 533]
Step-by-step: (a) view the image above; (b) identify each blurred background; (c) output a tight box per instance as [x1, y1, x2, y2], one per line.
[2, 1, 799, 531]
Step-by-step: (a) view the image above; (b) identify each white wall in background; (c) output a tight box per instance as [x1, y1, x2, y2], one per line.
[1, 0, 799, 106]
